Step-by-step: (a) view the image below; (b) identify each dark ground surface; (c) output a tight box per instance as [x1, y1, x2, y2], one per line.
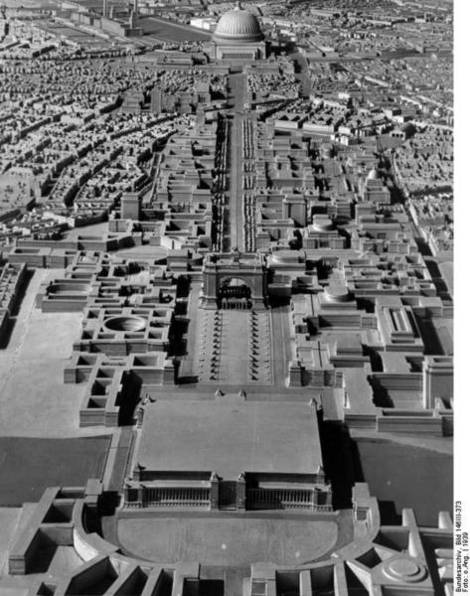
[320, 423, 452, 526]
[0, 436, 110, 506]
[354, 438, 453, 527]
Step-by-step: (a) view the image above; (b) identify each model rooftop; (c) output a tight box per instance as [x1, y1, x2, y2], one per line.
[136, 400, 323, 480]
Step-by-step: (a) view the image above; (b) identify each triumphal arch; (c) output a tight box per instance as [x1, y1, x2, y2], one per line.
[200, 251, 267, 309]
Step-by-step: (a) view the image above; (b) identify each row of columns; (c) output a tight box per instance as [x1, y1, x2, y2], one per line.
[125, 471, 331, 511]
[124, 485, 211, 508]
[246, 487, 331, 510]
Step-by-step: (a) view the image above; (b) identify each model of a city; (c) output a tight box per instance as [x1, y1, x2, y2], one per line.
[0, 0, 454, 595]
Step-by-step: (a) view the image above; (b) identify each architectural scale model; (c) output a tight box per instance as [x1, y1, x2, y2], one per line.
[0, 0, 453, 594]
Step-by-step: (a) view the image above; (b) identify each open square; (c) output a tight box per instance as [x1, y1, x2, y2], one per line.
[117, 515, 338, 566]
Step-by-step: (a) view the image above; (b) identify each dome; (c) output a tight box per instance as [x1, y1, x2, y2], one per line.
[312, 215, 333, 232]
[366, 167, 380, 181]
[213, 7, 264, 44]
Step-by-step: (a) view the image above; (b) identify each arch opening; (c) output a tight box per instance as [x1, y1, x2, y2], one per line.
[217, 277, 252, 309]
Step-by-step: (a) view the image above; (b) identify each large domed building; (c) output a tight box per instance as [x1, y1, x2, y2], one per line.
[210, 4, 266, 61]
[213, 8, 264, 44]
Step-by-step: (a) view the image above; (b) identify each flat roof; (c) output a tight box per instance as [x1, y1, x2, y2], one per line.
[137, 400, 322, 479]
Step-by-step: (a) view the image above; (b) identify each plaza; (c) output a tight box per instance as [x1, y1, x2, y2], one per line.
[116, 515, 339, 566]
